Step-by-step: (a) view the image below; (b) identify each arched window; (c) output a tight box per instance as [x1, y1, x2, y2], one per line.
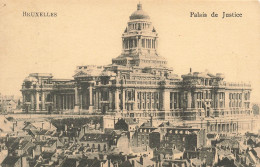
[98, 144, 101, 151]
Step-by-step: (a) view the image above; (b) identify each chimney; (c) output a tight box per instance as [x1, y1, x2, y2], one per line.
[190, 68, 192, 73]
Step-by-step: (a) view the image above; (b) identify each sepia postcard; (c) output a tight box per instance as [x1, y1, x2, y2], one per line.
[0, 0, 260, 166]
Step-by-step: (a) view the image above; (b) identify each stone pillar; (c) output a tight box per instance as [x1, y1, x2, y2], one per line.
[241, 91, 245, 108]
[57, 94, 60, 111]
[108, 90, 112, 111]
[171, 92, 174, 109]
[194, 92, 197, 108]
[94, 90, 98, 110]
[67, 94, 70, 110]
[216, 93, 219, 108]
[122, 90, 125, 110]
[88, 84, 93, 111]
[115, 89, 120, 111]
[80, 93, 83, 110]
[74, 88, 80, 112]
[89, 85, 93, 106]
[31, 93, 34, 110]
[163, 89, 170, 111]
[53, 94, 56, 110]
[176, 93, 179, 109]
[72, 95, 74, 109]
[42, 93, 45, 110]
[62, 95, 65, 110]
[133, 90, 138, 110]
[36, 92, 39, 110]
[68, 95, 70, 110]
[66, 95, 68, 110]
[187, 91, 192, 109]
[64, 95, 67, 110]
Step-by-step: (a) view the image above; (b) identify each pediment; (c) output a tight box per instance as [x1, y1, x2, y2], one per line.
[73, 71, 89, 78]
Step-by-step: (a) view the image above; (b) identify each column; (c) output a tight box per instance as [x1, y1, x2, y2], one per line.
[115, 89, 119, 111]
[53, 94, 56, 110]
[57, 94, 60, 111]
[216, 92, 219, 108]
[162, 89, 170, 111]
[62, 94, 66, 110]
[136, 37, 138, 48]
[67, 95, 70, 110]
[194, 92, 197, 108]
[42, 93, 45, 110]
[187, 91, 192, 109]
[241, 91, 245, 108]
[66, 95, 69, 110]
[122, 90, 125, 110]
[31, 93, 34, 110]
[176, 93, 179, 109]
[227, 124, 229, 132]
[66, 95, 68, 110]
[80, 93, 83, 109]
[171, 92, 174, 109]
[89, 85, 93, 106]
[64, 95, 67, 110]
[94, 90, 98, 110]
[89, 84, 93, 111]
[133, 90, 138, 110]
[71, 95, 74, 109]
[36, 92, 39, 110]
[109, 90, 112, 111]
[74, 88, 80, 112]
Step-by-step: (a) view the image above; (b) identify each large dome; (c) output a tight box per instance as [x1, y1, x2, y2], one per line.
[130, 4, 150, 20]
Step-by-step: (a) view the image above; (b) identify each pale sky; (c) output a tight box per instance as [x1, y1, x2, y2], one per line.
[0, 0, 260, 103]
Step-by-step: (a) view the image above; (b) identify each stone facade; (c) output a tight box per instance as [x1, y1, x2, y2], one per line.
[21, 3, 257, 133]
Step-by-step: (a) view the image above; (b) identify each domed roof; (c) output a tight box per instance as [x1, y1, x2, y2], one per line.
[130, 3, 150, 20]
[24, 77, 37, 83]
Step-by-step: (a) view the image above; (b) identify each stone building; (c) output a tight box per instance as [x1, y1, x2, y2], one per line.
[21, 3, 257, 133]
